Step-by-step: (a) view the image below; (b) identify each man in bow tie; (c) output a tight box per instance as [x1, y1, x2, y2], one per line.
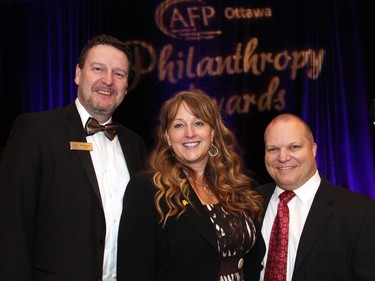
[0, 34, 147, 281]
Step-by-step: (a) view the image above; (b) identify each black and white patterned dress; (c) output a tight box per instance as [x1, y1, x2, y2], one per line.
[206, 204, 256, 281]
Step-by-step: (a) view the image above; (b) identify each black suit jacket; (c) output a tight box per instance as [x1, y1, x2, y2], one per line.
[117, 174, 264, 281]
[255, 174, 375, 281]
[0, 103, 147, 281]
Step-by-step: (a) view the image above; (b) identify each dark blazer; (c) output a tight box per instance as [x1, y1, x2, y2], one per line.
[117, 174, 264, 281]
[255, 174, 375, 281]
[0, 103, 147, 281]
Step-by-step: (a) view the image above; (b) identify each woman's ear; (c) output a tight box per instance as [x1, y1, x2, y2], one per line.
[211, 129, 215, 142]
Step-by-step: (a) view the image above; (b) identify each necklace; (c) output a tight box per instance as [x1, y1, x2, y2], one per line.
[188, 175, 218, 204]
[192, 177, 214, 196]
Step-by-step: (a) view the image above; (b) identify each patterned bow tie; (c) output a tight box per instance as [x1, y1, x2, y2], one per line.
[85, 117, 118, 141]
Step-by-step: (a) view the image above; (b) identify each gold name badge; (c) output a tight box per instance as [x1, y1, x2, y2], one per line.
[70, 141, 93, 151]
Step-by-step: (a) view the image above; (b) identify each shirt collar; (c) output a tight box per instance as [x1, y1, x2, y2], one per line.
[275, 170, 321, 203]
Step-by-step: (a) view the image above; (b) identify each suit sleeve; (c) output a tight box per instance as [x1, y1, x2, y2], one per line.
[0, 114, 41, 279]
[351, 197, 375, 280]
[117, 175, 159, 281]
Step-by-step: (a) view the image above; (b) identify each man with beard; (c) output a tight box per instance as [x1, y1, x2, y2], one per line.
[0, 34, 147, 281]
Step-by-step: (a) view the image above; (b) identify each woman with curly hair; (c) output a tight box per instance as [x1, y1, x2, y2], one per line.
[117, 89, 264, 281]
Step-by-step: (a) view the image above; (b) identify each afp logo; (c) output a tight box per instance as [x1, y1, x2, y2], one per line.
[155, 0, 222, 40]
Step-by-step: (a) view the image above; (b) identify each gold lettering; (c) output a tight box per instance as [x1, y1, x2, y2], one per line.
[196, 57, 212, 77]
[290, 51, 309, 79]
[170, 8, 189, 28]
[158, 44, 178, 83]
[176, 51, 184, 79]
[218, 77, 287, 115]
[201, 6, 215, 25]
[243, 38, 262, 75]
[187, 7, 200, 27]
[226, 95, 243, 115]
[275, 90, 286, 110]
[126, 38, 325, 88]
[224, 7, 273, 19]
[125, 40, 157, 91]
[308, 49, 325, 79]
[233, 43, 244, 74]
[258, 76, 281, 111]
[186, 47, 196, 78]
[274, 51, 291, 71]
[242, 93, 257, 113]
[264, 8, 272, 17]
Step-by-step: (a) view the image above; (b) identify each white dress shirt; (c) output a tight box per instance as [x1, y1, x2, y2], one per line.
[76, 99, 130, 281]
[260, 171, 321, 281]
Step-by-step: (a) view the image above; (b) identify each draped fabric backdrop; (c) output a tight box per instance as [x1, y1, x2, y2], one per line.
[1, 0, 374, 198]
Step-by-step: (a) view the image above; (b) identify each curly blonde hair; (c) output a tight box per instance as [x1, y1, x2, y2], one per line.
[147, 89, 263, 226]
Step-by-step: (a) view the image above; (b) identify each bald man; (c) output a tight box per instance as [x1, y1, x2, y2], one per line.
[256, 113, 375, 281]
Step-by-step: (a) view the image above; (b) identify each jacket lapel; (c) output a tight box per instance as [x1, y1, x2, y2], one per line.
[257, 178, 337, 276]
[182, 184, 218, 251]
[258, 183, 275, 226]
[61, 103, 103, 208]
[116, 127, 136, 176]
[293, 176, 335, 272]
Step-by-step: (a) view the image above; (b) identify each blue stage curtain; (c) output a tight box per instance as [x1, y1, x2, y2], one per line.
[0, 0, 374, 198]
